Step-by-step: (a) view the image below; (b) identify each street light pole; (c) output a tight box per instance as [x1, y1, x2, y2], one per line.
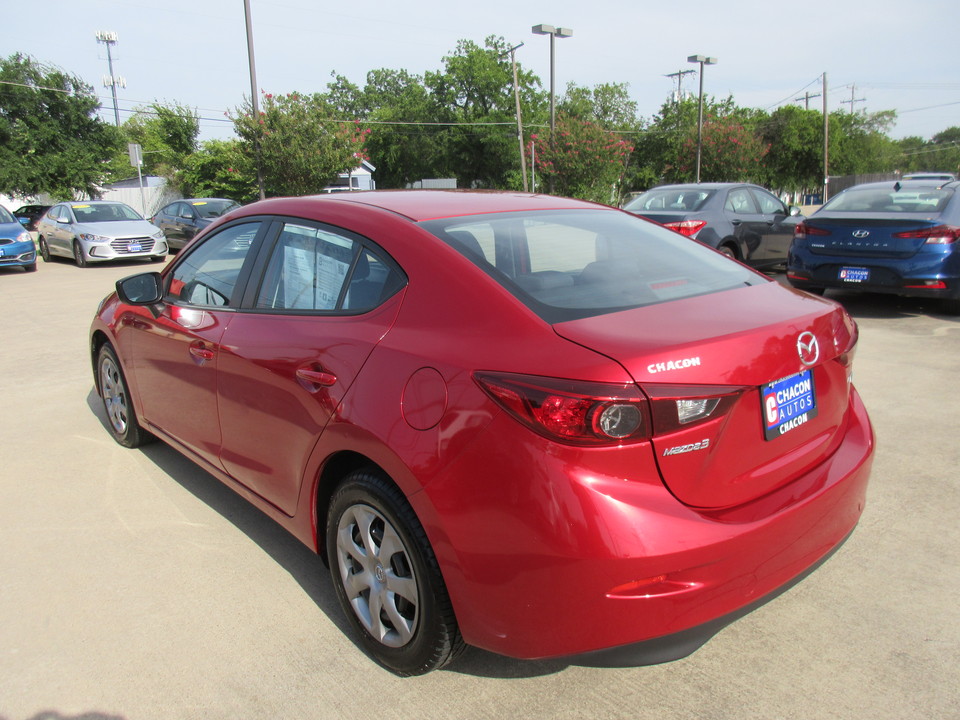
[532, 24, 572, 137]
[687, 54, 717, 184]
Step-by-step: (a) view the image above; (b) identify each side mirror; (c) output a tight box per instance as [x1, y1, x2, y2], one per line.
[789, 205, 803, 217]
[117, 272, 163, 305]
[57, 216, 70, 224]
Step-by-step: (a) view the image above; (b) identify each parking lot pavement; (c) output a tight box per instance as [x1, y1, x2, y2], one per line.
[1, 259, 958, 720]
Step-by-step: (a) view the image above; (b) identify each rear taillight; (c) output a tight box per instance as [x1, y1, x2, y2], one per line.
[892, 224, 960, 244]
[474, 372, 743, 446]
[474, 372, 651, 445]
[794, 222, 832, 240]
[663, 220, 707, 237]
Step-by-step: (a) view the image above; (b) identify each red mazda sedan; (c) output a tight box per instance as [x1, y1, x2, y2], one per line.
[90, 191, 874, 675]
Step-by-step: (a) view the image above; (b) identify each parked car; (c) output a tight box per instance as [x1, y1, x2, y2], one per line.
[787, 179, 960, 314]
[623, 183, 803, 269]
[12, 204, 52, 232]
[151, 198, 240, 250]
[0, 205, 37, 272]
[36, 201, 168, 267]
[91, 191, 874, 675]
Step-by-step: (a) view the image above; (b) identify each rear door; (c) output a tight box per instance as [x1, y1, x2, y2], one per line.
[216, 220, 406, 515]
[749, 186, 798, 264]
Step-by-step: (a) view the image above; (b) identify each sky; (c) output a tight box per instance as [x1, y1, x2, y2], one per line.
[6, 0, 960, 150]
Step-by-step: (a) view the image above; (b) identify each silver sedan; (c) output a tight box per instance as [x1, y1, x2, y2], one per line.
[36, 201, 168, 267]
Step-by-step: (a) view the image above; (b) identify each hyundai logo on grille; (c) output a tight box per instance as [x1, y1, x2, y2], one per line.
[797, 332, 820, 367]
[852, 230, 870, 238]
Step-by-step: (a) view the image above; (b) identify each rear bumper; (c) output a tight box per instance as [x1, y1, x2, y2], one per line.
[566, 527, 853, 667]
[787, 247, 960, 300]
[415, 389, 874, 661]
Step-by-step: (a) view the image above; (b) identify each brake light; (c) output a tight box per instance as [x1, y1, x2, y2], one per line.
[474, 372, 651, 445]
[663, 220, 707, 237]
[474, 373, 743, 446]
[794, 222, 831, 239]
[892, 224, 960, 244]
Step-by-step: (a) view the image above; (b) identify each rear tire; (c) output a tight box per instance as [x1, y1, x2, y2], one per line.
[327, 469, 464, 676]
[96, 344, 154, 448]
[719, 243, 737, 259]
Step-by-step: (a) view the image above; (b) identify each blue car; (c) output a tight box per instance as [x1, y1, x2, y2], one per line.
[0, 205, 37, 272]
[787, 179, 960, 314]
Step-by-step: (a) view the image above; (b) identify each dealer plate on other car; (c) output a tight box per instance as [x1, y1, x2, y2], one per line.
[761, 369, 818, 441]
[839, 266, 869, 283]
[128, 243, 143, 252]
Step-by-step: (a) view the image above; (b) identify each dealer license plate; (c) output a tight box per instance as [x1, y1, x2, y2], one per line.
[839, 266, 869, 283]
[128, 243, 142, 252]
[761, 369, 818, 441]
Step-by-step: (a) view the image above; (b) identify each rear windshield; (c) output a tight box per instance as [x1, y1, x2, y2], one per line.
[623, 188, 715, 212]
[421, 209, 763, 322]
[821, 186, 953, 214]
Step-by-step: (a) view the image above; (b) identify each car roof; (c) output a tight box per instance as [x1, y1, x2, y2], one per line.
[231, 190, 596, 222]
[841, 179, 958, 191]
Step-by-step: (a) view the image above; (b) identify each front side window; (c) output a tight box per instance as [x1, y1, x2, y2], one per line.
[423, 209, 764, 322]
[255, 223, 403, 313]
[752, 188, 785, 215]
[167, 222, 261, 307]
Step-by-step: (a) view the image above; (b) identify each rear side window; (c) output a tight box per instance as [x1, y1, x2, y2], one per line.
[255, 223, 404, 313]
[422, 209, 763, 322]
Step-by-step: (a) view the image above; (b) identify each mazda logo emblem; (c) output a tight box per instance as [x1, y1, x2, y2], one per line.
[797, 332, 820, 366]
[852, 230, 870, 238]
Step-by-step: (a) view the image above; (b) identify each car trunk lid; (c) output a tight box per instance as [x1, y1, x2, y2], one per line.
[802, 215, 941, 259]
[553, 281, 857, 509]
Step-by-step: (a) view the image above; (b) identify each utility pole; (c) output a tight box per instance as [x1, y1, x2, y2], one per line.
[95, 31, 124, 127]
[664, 69, 696, 103]
[822, 72, 829, 203]
[795, 91, 821, 110]
[841, 83, 866, 113]
[503, 43, 528, 192]
[243, 0, 266, 200]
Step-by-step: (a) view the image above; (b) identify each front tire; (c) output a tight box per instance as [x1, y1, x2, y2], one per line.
[38, 237, 50, 262]
[327, 469, 463, 676]
[97, 344, 154, 448]
[73, 240, 88, 268]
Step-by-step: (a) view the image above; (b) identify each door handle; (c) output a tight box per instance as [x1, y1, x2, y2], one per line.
[189, 342, 215, 362]
[296, 367, 337, 390]
[731, 219, 742, 226]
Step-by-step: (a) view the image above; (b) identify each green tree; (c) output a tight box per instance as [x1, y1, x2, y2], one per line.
[761, 105, 824, 192]
[533, 114, 634, 204]
[425, 36, 545, 189]
[328, 69, 445, 188]
[0, 53, 122, 199]
[232, 91, 368, 197]
[176, 139, 258, 203]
